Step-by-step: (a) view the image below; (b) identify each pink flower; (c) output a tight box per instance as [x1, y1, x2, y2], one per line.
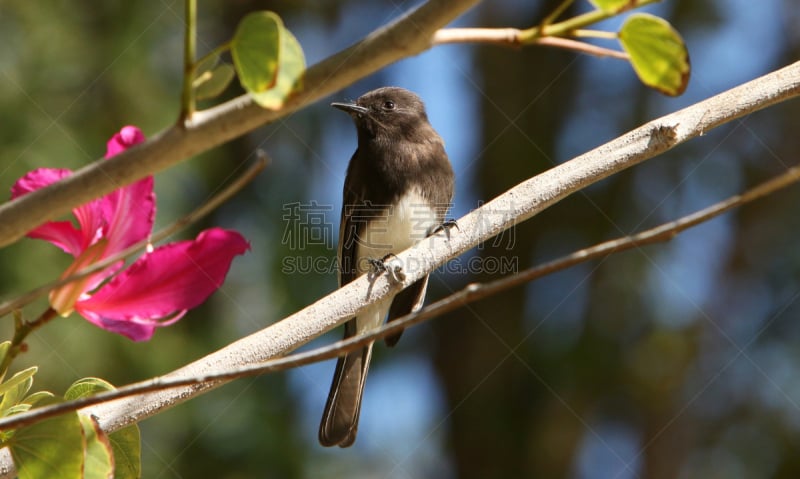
[11, 126, 250, 341]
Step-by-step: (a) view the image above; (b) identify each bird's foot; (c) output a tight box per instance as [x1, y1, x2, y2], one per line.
[368, 254, 405, 284]
[431, 218, 459, 238]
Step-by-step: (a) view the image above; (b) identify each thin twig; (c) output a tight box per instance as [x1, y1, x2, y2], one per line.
[535, 36, 628, 59]
[433, 28, 629, 60]
[1, 163, 798, 432]
[0, 155, 268, 318]
[433, 28, 524, 47]
[0, 308, 58, 378]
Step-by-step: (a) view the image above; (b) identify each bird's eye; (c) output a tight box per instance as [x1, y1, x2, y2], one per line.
[382, 101, 396, 110]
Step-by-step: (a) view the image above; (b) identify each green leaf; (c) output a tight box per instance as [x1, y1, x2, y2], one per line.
[3, 404, 31, 417]
[9, 398, 84, 479]
[231, 10, 306, 110]
[194, 63, 236, 101]
[589, 0, 636, 12]
[109, 425, 141, 479]
[0, 341, 10, 379]
[194, 53, 221, 78]
[231, 11, 281, 94]
[64, 377, 115, 401]
[618, 13, 690, 96]
[79, 414, 114, 479]
[0, 367, 37, 413]
[22, 390, 55, 406]
[63, 377, 142, 478]
[248, 22, 305, 109]
[0, 390, 52, 443]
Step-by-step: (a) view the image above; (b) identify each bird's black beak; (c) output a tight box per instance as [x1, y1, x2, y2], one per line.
[331, 102, 369, 116]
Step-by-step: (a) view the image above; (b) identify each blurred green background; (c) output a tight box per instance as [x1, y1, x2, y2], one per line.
[1, 1, 800, 478]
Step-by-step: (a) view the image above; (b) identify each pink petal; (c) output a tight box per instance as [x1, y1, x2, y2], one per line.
[105, 126, 145, 158]
[10, 168, 96, 255]
[101, 125, 154, 254]
[25, 221, 84, 256]
[11, 168, 72, 199]
[76, 310, 186, 342]
[75, 228, 250, 341]
[102, 176, 156, 255]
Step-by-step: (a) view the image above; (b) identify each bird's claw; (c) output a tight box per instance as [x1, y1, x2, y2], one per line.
[431, 218, 459, 238]
[368, 254, 405, 284]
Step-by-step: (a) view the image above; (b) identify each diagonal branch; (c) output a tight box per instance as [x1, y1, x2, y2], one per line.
[0, 0, 480, 249]
[2, 160, 799, 433]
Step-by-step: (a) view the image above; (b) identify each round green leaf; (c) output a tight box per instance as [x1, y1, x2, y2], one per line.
[9, 398, 84, 479]
[249, 22, 306, 109]
[109, 425, 141, 479]
[79, 414, 114, 479]
[619, 13, 690, 96]
[589, 0, 636, 13]
[231, 11, 281, 94]
[194, 63, 236, 101]
[64, 377, 115, 401]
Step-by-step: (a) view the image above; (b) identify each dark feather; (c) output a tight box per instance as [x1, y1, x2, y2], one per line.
[385, 276, 429, 346]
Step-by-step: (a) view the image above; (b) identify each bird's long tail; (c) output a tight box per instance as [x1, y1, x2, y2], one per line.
[318, 343, 374, 447]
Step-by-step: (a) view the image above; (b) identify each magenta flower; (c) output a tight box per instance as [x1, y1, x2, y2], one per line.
[11, 126, 250, 341]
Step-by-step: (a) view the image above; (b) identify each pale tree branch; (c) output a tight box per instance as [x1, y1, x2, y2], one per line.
[1, 161, 798, 433]
[0, 60, 787, 442]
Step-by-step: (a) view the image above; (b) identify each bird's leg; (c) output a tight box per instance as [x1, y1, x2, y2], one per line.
[430, 218, 460, 240]
[367, 257, 387, 273]
[367, 253, 406, 284]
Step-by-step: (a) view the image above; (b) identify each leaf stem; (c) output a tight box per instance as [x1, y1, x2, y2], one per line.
[572, 29, 618, 40]
[180, 0, 198, 122]
[541, 0, 575, 27]
[0, 308, 58, 378]
[194, 41, 232, 77]
[521, 0, 661, 41]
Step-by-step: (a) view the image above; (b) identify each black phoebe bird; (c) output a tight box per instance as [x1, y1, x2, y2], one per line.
[319, 87, 455, 447]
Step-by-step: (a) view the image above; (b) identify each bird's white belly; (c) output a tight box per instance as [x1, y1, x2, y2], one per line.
[355, 188, 437, 276]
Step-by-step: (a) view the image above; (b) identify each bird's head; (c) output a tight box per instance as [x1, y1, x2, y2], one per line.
[331, 87, 431, 141]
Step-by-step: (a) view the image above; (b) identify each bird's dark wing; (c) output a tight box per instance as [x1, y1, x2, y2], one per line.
[338, 152, 365, 287]
[321, 150, 373, 447]
[384, 275, 429, 346]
